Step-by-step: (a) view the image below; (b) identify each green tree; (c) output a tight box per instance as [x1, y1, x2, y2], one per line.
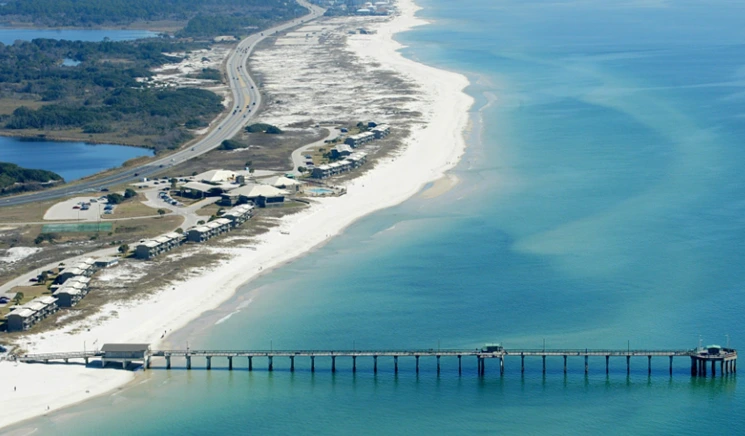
[12, 292, 24, 305]
[124, 188, 137, 199]
[118, 243, 129, 254]
[197, 220, 205, 225]
[157, 208, 166, 218]
[106, 193, 124, 204]
[298, 166, 307, 173]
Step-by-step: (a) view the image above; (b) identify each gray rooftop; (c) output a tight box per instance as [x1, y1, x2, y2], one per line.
[101, 343, 151, 352]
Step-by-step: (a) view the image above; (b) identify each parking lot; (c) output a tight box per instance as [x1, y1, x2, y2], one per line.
[43, 196, 116, 221]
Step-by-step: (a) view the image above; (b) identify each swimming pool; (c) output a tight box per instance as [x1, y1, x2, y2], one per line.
[307, 187, 334, 195]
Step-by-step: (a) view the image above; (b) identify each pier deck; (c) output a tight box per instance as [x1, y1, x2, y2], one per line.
[15, 344, 737, 377]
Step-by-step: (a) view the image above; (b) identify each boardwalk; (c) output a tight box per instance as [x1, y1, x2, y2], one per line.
[16, 344, 738, 377]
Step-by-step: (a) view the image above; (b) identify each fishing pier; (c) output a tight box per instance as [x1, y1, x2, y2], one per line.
[15, 343, 737, 377]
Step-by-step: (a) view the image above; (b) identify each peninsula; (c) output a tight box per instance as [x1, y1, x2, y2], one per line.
[0, 0, 474, 429]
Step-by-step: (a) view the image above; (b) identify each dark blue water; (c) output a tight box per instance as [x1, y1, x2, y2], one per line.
[10, 0, 745, 434]
[0, 28, 156, 45]
[0, 136, 152, 181]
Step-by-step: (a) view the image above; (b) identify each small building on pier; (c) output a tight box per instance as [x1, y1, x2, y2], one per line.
[101, 343, 151, 369]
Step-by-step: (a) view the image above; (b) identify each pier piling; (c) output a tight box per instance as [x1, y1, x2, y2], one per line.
[311, 356, 315, 373]
[20, 345, 738, 378]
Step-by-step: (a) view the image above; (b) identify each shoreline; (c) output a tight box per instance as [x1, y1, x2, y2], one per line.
[0, 0, 475, 430]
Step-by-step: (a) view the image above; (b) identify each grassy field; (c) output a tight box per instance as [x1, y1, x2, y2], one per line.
[163, 128, 328, 179]
[107, 194, 170, 219]
[0, 198, 58, 223]
[0, 98, 47, 116]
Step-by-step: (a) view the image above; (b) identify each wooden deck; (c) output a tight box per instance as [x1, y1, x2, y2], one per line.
[14, 345, 737, 377]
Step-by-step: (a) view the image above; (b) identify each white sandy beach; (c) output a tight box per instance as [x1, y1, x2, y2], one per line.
[0, 0, 473, 429]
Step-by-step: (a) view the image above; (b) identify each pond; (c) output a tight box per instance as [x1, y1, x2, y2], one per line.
[0, 136, 153, 181]
[0, 28, 157, 45]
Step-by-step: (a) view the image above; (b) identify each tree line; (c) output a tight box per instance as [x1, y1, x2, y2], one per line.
[0, 162, 63, 195]
[0, 0, 307, 29]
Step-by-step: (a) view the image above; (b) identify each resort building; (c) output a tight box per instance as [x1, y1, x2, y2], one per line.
[180, 181, 236, 199]
[344, 131, 375, 148]
[94, 257, 120, 269]
[193, 169, 238, 184]
[186, 218, 232, 243]
[260, 176, 304, 193]
[222, 204, 254, 227]
[311, 152, 368, 179]
[372, 124, 390, 139]
[134, 232, 185, 260]
[53, 276, 91, 308]
[347, 152, 368, 168]
[5, 296, 59, 332]
[56, 258, 96, 284]
[223, 183, 287, 207]
[331, 144, 353, 159]
[311, 165, 332, 179]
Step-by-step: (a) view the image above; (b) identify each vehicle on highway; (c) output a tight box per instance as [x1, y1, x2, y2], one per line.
[100, 188, 109, 192]
[134, 173, 139, 177]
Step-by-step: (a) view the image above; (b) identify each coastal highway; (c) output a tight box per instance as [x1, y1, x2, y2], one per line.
[0, 0, 325, 208]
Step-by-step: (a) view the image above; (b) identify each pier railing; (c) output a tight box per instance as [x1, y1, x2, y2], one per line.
[15, 346, 737, 378]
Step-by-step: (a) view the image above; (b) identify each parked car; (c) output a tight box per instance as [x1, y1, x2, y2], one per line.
[104, 210, 113, 215]
[73, 205, 81, 209]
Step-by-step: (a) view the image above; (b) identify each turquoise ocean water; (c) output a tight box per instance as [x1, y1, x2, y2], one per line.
[10, 0, 745, 434]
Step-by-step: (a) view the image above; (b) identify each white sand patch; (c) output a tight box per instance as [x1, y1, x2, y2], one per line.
[140, 45, 232, 93]
[0, 247, 42, 264]
[0, 0, 474, 429]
